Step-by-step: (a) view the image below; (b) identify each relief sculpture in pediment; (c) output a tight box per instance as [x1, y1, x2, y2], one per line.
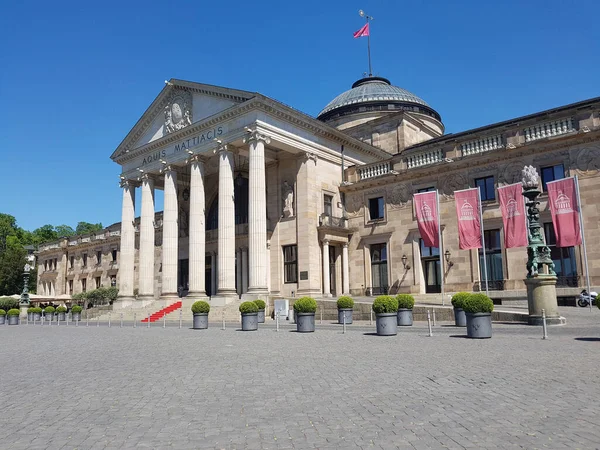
[388, 183, 411, 209]
[575, 146, 600, 175]
[499, 160, 525, 185]
[165, 90, 193, 134]
[441, 174, 469, 199]
[345, 193, 363, 217]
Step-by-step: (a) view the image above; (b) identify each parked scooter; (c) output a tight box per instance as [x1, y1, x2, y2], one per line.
[578, 289, 598, 307]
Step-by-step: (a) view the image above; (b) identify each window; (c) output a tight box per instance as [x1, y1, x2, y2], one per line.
[82, 253, 87, 267]
[81, 278, 87, 292]
[543, 223, 577, 286]
[70, 256, 75, 269]
[44, 260, 48, 271]
[95, 276, 101, 289]
[417, 187, 436, 193]
[420, 239, 441, 293]
[475, 176, 495, 201]
[68, 280, 73, 295]
[368, 197, 385, 220]
[324, 194, 333, 217]
[478, 229, 504, 289]
[283, 245, 298, 283]
[96, 251, 102, 265]
[541, 164, 565, 191]
[111, 249, 117, 262]
[370, 243, 388, 295]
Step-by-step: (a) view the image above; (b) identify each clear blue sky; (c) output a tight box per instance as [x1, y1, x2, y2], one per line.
[1, 0, 599, 231]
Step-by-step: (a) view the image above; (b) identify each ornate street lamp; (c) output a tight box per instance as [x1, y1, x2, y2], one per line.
[20, 255, 35, 306]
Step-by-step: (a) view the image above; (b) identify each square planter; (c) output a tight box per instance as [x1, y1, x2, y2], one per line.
[338, 309, 353, 325]
[27, 312, 34, 322]
[453, 308, 466, 327]
[45, 314, 53, 322]
[241, 312, 258, 331]
[296, 313, 315, 332]
[466, 312, 492, 338]
[57, 313, 66, 321]
[33, 313, 41, 322]
[193, 313, 209, 329]
[0, 316, 5, 325]
[375, 313, 397, 336]
[7, 315, 19, 325]
[397, 309, 413, 326]
[72, 313, 81, 322]
[257, 309, 265, 323]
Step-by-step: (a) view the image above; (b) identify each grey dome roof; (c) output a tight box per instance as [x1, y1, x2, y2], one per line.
[317, 76, 432, 119]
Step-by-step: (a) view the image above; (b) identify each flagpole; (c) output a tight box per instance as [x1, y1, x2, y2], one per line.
[436, 190, 445, 306]
[574, 175, 592, 311]
[359, 10, 373, 76]
[478, 188, 489, 297]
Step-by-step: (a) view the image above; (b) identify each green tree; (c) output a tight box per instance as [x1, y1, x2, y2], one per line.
[55, 225, 75, 237]
[0, 213, 19, 252]
[75, 222, 103, 235]
[0, 235, 26, 295]
[30, 225, 59, 245]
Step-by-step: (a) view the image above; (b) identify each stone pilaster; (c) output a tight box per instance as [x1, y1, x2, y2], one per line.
[211, 251, 217, 295]
[138, 174, 155, 301]
[161, 166, 178, 299]
[116, 179, 136, 305]
[242, 247, 249, 294]
[342, 242, 350, 295]
[188, 158, 207, 298]
[322, 239, 331, 297]
[236, 248, 243, 295]
[244, 130, 270, 296]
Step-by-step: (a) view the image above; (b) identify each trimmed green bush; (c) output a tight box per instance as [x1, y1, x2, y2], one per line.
[239, 301, 259, 314]
[71, 292, 85, 301]
[372, 295, 398, 314]
[463, 293, 494, 314]
[451, 292, 471, 309]
[44, 306, 55, 314]
[56, 306, 67, 313]
[396, 294, 415, 310]
[0, 309, 5, 316]
[0, 297, 19, 311]
[7, 309, 20, 316]
[293, 297, 317, 313]
[71, 305, 82, 313]
[253, 299, 266, 310]
[29, 307, 42, 314]
[337, 296, 354, 309]
[191, 301, 210, 314]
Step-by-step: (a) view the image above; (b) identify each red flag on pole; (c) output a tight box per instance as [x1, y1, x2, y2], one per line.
[498, 183, 528, 248]
[546, 177, 582, 247]
[414, 191, 439, 248]
[455, 188, 482, 250]
[353, 23, 370, 38]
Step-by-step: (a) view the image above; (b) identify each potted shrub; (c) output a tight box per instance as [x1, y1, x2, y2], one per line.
[0, 309, 5, 325]
[56, 306, 67, 321]
[396, 294, 415, 326]
[191, 301, 210, 329]
[7, 309, 20, 325]
[27, 307, 34, 322]
[71, 305, 82, 322]
[293, 297, 317, 333]
[451, 292, 470, 327]
[254, 299, 266, 323]
[44, 306, 55, 321]
[337, 296, 354, 324]
[372, 295, 398, 336]
[30, 307, 42, 322]
[463, 293, 494, 339]
[239, 301, 259, 331]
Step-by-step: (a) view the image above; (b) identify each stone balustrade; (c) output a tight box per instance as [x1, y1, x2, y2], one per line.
[524, 118, 574, 142]
[406, 148, 443, 169]
[358, 162, 390, 180]
[461, 134, 503, 156]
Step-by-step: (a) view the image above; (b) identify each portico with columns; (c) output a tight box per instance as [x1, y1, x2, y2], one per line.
[110, 79, 387, 309]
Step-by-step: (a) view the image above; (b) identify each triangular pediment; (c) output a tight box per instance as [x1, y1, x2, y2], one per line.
[111, 79, 256, 160]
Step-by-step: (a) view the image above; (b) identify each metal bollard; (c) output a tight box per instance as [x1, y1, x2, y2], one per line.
[57, 315, 60, 326]
[147, 313, 150, 328]
[108, 313, 111, 328]
[86, 314, 89, 327]
[342, 313, 346, 334]
[163, 313, 166, 329]
[76, 313, 79, 327]
[427, 310, 433, 337]
[432, 310, 436, 327]
[133, 312, 137, 328]
[542, 309, 548, 340]
[320, 307, 323, 325]
[179, 309, 182, 329]
[66, 313, 69, 326]
[120, 312, 123, 328]
[97, 316, 99, 327]
[370, 309, 373, 326]
[276, 313, 279, 332]
[222, 311, 225, 330]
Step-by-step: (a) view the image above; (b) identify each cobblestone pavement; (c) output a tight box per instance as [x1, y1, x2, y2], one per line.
[2, 307, 600, 450]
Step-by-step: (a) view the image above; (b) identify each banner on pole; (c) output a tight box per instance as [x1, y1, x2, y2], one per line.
[546, 177, 582, 247]
[498, 183, 528, 248]
[455, 188, 482, 250]
[414, 191, 439, 248]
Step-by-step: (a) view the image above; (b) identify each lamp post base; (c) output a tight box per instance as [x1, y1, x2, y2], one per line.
[524, 276, 566, 326]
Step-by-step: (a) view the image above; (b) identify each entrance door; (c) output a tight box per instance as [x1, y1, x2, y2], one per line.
[178, 259, 189, 297]
[370, 243, 388, 295]
[329, 246, 337, 297]
[205, 255, 212, 296]
[420, 239, 441, 293]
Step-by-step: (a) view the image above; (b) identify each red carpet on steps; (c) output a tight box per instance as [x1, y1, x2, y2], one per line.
[140, 301, 182, 322]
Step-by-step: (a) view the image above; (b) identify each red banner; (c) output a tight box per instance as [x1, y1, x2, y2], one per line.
[414, 191, 439, 248]
[455, 188, 482, 250]
[353, 23, 370, 38]
[498, 183, 528, 248]
[546, 177, 581, 247]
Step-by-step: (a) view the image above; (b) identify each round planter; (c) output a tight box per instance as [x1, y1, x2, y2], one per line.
[453, 308, 467, 327]
[192, 313, 208, 329]
[257, 309, 265, 323]
[0, 315, 5, 325]
[397, 309, 413, 326]
[7, 315, 19, 325]
[33, 313, 41, 322]
[57, 312, 66, 321]
[465, 312, 492, 339]
[241, 312, 258, 331]
[72, 313, 81, 322]
[375, 313, 398, 336]
[296, 312, 315, 332]
[338, 308, 353, 325]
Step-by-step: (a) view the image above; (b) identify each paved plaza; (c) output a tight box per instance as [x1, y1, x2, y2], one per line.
[2, 308, 600, 450]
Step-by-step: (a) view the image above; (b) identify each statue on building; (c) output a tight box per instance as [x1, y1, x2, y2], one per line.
[282, 181, 294, 218]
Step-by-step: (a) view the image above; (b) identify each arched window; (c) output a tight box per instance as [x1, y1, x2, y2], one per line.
[206, 176, 249, 230]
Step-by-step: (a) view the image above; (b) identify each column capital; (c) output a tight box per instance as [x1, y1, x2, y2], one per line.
[136, 171, 156, 183]
[243, 129, 271, 146]
[322, 238, 330, 245]
[159, 164, 177, 175]
[186, 154, 207, 166]
[342, 242, 349, 249]
[214, 140, 232, 155]
[299, 151, 318, 164]
[119, 177, 137, 189]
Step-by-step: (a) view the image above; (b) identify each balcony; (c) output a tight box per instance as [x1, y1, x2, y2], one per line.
[318, 214, 348, 229]
[406, 148, 444, 169]
[524, 117, 574, 142]
[358, 161, 391, 180]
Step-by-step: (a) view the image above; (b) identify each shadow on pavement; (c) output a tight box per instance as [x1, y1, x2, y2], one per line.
[574, 337, 600, 342]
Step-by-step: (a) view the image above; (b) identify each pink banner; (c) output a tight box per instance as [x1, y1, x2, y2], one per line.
[455, 188, 482, 250]
[353, 23, 370, 38]
[414, 191, 439, 248]
[498, 183, 528, 248]
[546, 177, 581, 247]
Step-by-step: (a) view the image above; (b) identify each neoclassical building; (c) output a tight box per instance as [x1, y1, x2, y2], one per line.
[36, 76, 600, 306]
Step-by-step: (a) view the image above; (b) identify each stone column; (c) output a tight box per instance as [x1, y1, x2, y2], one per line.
[342, 242, 350, 295]
[116, 180, 136, 305]
[216, 145, 237, 299]
[188, 158, 206, 298]
[236, 248, 243, 295]
[244, 130, 270, 296]
[242, 247, 249, 294]
[161, 166, 178, 299]
[138, 174, 155, 301]
[322, 239, 331, 297]
[211, 251, 217, 295]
